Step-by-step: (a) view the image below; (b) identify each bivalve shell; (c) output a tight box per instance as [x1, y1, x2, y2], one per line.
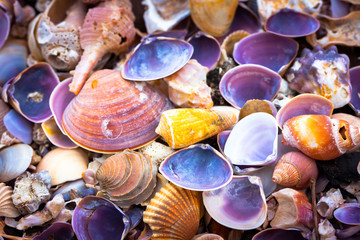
[0, 183, 20, 218]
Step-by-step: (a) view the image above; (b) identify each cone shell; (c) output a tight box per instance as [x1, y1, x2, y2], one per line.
[0, 183, 20, 218]
[272, 151, 318, 189]
[143, 182, 202, 240]
[155, 107, 238, 149]
[95, 150, 157, 208]
[282, 115, 360, 160]
[63, 69, 173, 153]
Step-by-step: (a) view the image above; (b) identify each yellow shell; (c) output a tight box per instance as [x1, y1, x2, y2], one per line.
[0, 183, 20, 218]
[143, 182, 203, 240]
[155, 107, 238, 148]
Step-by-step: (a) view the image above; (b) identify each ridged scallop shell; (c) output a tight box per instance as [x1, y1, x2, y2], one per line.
[155, 107, 239, 149]
[0, 183, 20, 218]
[96, 150, 157, 208]
[143, 182, 202, 240]
[63, 69, 173, 153]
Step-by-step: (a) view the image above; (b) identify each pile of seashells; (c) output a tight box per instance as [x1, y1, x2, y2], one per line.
[1, 0, 360, 239]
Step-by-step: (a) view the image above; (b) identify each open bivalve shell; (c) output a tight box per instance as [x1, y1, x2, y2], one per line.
[95, 150, 157, 208]
[62, 69, 173, 153]
[159, 144, 232, 191]
[203, 175, 267, 230]
[143, 182, 203, 240]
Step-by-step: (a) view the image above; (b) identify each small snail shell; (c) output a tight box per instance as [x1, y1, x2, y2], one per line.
[272, 151, 318, 189]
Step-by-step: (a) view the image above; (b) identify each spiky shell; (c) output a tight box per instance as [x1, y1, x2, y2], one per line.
[143, 182, 202, 240]
[0, 183, 20, 218]
[155, 107, 238, 149]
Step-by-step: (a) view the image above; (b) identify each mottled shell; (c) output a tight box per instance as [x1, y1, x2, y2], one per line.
[63, 69, 173, 153]
[164, 59, 213, 109]
[272, 151, 318, 189]
[282, 115, 360, 160]
[155, 107, 238, 149]
[0, 183, 20, 218]
[143, 182, 202, 240]
[96, 150, 157, 208]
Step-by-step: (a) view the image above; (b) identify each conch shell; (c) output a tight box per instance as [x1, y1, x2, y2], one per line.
[282, 115, 360, 160]
[69, 0, 136, 94]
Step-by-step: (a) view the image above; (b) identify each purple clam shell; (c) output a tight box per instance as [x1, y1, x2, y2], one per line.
[203, 175, 267, 230]
[3, 109, 33, 144]
[188, 32, 221, 69]
[349, 66, 360, 116]
[217, 130, 231, 155]
[0, 9, 10, 49]
[2, 63, 60, 123]
[233, 32, 298, 74]
[253, 228, 309, 240]
[330, 0, 350, 18]
[159, 144, 233, 191]
[334, 203, 360, 225]
[122, 37, 193, 81]
[219, 64, 281, 108]
[33, 222, 74, 240]
[41, 118, 77, 149]
[72, 196, 131, 240]
[148, 29, 187, 40]
[265, 9, 320, 38]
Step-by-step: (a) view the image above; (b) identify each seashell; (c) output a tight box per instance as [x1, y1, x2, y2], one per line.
[203, 175, 267, 230]
[332, 113, 360, 133]
[0, 38, 28, 86]
[286, 45, 351, 108]
[253, 228, 309, 240]
[36, 0, 86, 71]
[141, 173, 168, 206]
[1, 62, 60, 123]
[265, 9, 320, 38]
[192, 233, 224, 240]
[36, 148, 88, 185]
[143, 182, 202, 240]
[282, 114, 360, 160]
[334, 203, 360, 225]
[233, 32, 299, 75]
[155, 107, 238, 149]
[160, 144, 232, 191]
[69, 0, 136, 94]
[0, 144, 33, 182]
[0, 9, 10, 48]
[349, 66, 360, 116]
[148, 29, 188, 40]
[137, 141, 175, 167]
[219, 64, 281, 109]
[27, 13, 43, 61]
[219, 30, 249, 65]
[63, 69, 173, 153]
[188, 32, 221, 70]
[318, 219, 336, 240]
[82, 0, 105, 4]
[163, 59, 213, 109]
[11, 171, 51, 215]
[189, 0, 238, 37]
[122, 37, 193, 81]
[41, 117, 77, 149]
[246, 163, 278, 197]
[72, 196, 131, 240]
[306, 11, 360, 47]
[0, 183, 20, 218]
[0, 221, 32, 240]
[217, 130, 230, 156]
[224, 112, 278, 167]
[317, 188, 345, 219]
[2, 109, 34, 145]
[0, 99, 10, 135]
[239, 100, 277, 120]
[33, 222, 74, 240]
[143, 0, 189, 33]
[272, 151, 318, 189]
[270, 188, 315, 229]
[276, 94, 334, 129]
[96, 150, 157, 208]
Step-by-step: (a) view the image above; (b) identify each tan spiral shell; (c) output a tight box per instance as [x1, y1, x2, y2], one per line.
[96, 150, 157, 208]
[0, 183, 20, 218]
[143, 182, 203, 240]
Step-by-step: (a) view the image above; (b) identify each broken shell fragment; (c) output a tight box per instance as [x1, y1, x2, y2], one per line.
[239, 99, 277, 120]
[317, 188, 345, 219]
[143, 182, 202, 240]
[219, 64, 281, 108]
[155, 107, 238, 149]
[203, 175, 267, 230]
[72, 196, 130, 240]
[122, 37, 193, 81]
[137, 141, 175, 167]
[0, 183, 20, 218]
[63, 69, 173, 153]
[160, 144, 232, 191]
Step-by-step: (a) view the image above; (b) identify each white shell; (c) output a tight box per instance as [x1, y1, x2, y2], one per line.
[0, 183, 20, 218]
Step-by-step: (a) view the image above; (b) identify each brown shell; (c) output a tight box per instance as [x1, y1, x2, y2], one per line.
[96, 150, 157, 208]
[0, 99, 11, 135]
[143, 182, 203, 240]
[0, 183, 20, 218]
[63, 69, 173, 153]
[192, 234, 225, 240]
[272, 151, 318, 189]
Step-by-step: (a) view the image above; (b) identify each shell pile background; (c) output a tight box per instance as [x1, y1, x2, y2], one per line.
[0, 0, 360, 239]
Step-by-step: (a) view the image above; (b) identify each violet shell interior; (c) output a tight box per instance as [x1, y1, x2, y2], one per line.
[0, 9, 10, 49]
[349, 66, 360, 115]
[334, 204, 360, 225]
[33, 222, 74, 240]
[253, 228, 308, 240]
[188, 32, 220, 69]
[3, 109, 33, 144]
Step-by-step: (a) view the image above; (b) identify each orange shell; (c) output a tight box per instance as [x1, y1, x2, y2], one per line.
[282, 115, 360, 160]
[143, 182, 202, 240]
[272, 151, 318, 189]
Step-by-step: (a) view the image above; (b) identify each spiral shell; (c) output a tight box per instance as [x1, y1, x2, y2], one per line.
[143, 182, 202, 240]
[96, 150, 157, 208]
[0, 183, 20, 218]
[272, 151, 318, 189]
